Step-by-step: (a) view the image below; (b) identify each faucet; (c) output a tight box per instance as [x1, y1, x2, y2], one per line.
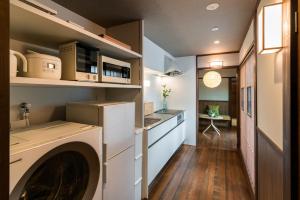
[20, 102, 31, 127]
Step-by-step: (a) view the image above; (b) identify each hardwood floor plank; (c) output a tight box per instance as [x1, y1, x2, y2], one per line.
[159, 147, 195, 200]
[149, 128, 253, 200]
[149, 145, 195, 200]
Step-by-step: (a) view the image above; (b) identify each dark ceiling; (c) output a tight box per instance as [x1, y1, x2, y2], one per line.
[53, 0, 257, 57]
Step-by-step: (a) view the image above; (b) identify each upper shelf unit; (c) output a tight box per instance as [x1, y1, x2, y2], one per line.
[11, 77, 142, 89]
[10, 0, 142, 59]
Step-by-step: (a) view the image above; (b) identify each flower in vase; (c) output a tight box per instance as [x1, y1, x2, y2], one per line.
[162, 85, 171, 110]
[162, 84, 171, 98]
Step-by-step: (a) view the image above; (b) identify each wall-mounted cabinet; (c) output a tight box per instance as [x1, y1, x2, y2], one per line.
[143, 37, 174, 73]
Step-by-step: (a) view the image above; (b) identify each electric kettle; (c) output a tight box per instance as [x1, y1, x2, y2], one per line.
[10, 50, 27, 77]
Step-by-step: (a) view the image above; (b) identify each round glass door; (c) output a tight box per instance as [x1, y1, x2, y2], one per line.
[20, 151, 89, 200]
[11, 142, 100, 200]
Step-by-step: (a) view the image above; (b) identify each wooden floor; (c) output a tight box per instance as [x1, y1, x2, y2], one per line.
[149, 128, 253, 200]
[198, 127, 237, 151]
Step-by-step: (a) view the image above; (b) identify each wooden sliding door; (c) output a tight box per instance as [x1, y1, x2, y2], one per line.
[240, 50, 256, 195]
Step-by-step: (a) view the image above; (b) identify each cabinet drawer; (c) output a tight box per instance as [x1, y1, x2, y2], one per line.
[135, 155, 142, 182]
[134, 177, 142, 200]
[135, 133, 143, 157]
[147, 117, 177, 147]
[103, 146, 134, 200]
[148, 122, 185, 185]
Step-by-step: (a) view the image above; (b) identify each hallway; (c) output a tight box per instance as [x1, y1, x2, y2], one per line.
[149, 129, 253, 200]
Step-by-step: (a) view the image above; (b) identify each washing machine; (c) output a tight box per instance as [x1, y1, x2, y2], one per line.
[10, 121, 102, 200]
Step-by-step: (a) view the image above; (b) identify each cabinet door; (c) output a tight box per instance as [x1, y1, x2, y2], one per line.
[147, 123, 185, 185]
[134, 179, 142, 200]
[103, 103, 135, 159]
[135, 133, 143, 158]
[103, 146, 134, 200]
[147, 117, 177, 147]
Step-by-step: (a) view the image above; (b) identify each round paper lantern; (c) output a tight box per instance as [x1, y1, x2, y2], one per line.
[203, 71, 222, 88]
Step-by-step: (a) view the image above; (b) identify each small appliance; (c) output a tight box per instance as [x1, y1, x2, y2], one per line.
[67, 101, 135, 200]
[59, 42, 99, 82]
[10, 121, 102, 200]
[10, 50, 27, 77]
[99, 56, 131, 84]
[24, 51, 61, 80]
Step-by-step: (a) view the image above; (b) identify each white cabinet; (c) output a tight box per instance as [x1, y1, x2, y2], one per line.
[134, 129, 143, 200]
[67, 102, 136, 200]
[143, 37, 174, 72]
[147, 121, 185, 185]
[147, 117, 177, 147]
[103, 146, 135, 200]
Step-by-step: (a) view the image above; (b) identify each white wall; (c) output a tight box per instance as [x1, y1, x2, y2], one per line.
[143, 69, 163, 111]
[143, 37, 174, 72]
[10, 87, 99, 125]
[239, 19, 255, 63]
[257, 0, 283, 150]
[199, 78, 229, 101]
[143, 37, 175, 111]
[143, 38, 196, 146]
[164, 56, 197, 146]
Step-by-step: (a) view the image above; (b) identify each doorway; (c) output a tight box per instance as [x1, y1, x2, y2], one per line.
[197, 67, 239, 150]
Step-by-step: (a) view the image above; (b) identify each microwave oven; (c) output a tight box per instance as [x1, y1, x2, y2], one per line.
[59, 42, 99, 82]
[99, 56, 131, 84]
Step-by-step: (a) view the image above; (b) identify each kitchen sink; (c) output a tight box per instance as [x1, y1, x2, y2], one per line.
[144, 118, 161, 127]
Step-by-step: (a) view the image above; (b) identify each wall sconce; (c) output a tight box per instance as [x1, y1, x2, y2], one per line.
[144, 80, 151, 87]
[209, 61, 223, 68]
[258, 3, 283, 54]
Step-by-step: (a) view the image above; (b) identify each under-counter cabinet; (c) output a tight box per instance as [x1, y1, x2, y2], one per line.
[142, 113, 186, 198]
[148, 121, 185, 184]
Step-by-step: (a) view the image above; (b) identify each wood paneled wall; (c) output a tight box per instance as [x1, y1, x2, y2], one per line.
[229, 78, 238, 118]
[198, 100, 229, 115]
[257, 128, 283, 200]
[0, 0, 9, 198]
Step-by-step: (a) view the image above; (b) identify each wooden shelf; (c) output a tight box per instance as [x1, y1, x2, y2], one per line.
[10, 77, 142, 89]
[10, 0, 142, 59]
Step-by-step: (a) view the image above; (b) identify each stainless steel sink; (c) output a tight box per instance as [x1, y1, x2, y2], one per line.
[144, 118, 161, 127]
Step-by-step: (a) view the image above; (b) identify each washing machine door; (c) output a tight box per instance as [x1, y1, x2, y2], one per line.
[10, 142, 100, 200]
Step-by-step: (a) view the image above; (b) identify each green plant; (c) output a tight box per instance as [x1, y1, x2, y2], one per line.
[162, 84, 171, 98]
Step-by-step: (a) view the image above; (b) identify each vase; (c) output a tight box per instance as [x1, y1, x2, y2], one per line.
[162, 97, 168, 111]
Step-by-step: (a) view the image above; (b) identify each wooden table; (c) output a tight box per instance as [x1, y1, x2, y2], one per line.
[199, 114, 231, 135]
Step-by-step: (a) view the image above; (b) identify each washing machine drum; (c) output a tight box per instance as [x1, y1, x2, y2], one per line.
[10, 142, 100, 200]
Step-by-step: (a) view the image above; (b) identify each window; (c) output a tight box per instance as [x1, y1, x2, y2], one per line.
[247, 87, 252, 117]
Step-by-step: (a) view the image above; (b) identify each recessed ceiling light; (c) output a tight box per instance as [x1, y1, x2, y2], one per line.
[206, 3, 220, 11]
[214, 40, 220, 44]
[211, 26, 219, 31]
